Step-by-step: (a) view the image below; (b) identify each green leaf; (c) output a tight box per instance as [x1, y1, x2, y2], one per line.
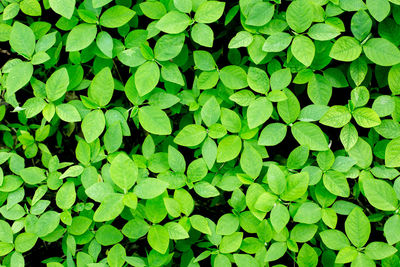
[161, 62, 185, 86]
[219, 232, 243, 253]
[307, 23, 340, 41]
[384, 215, 400, 245]
[6, 62, 34, 95]
[138, 106, 171, 135]
[134, 178, 168, 199]
[291, 35, 315, 66]
[265, 242, 287, 261]
[329, 36, 362, 62]
[307, 75, 332, 105]
[294, 202, 322, 224]
[135, 61, 160, 96]
[194, 181, 220, 198]
[247, 67, 269, 94]
[266, 164, 286, 195]
[110, 153, 138, 192]
[100, 5, 135, 28]
[388, 64, 400, 95]
[323, 170, 350, 197]
[364, 241, 397, 260]
[216, 135, 242, 163]
[270, 203, 290, 232]
[165, 222, 189, 240]
[97, 31, 113, 58]
[193, 50, 216, 70]
[3, 3, 19, 21]
[262, 32, 293, 52]
[270, 68, 292, 91]
[66, 23, 97, 52]
[46, 68, 69, 102]
[10, 22, 35, 58]
[345, 207, 370, 248]
[55, 181, 76, 210]
[363, 38, 400, 66]
[240, 142, 262, 179]
[190, 215, 211, 235]
[95, 225, 123, 246]
[82, 110, 105, 143]
[247, 97, 273, 129]
[291, 122, 329, 151]
[49, 0, 75, 19]
[229, 31, 253, 49]
[335, 246, 358, 264]
[191, 23, 214, 47]
[174, 124, 207, 147]
[281, 172, 309, 201]
[286, 0, 314, 33]
[351, 10, 372, 41]
[88, 67, 114, 107]
[93, 193, 124, 222]
[350, 59, 368, 86]
[139, 1, 166, 19]
[385, 137, 400, 167]
[319, 230, 350, 250]
[219, 65, 248, 89]
[194, 1, 225, 23]
[233, 254, 258, 267]
[216, 214, 239, 235]
[92, 0, 112, 8]
[363, 178, 398, 211]
[366, 0, 390, 22]
[35, 211, 60, 237]
[245, 2, 274, 27]
[157, 11, 191, 34]
[0, 221, 13, 243]
[20, 167, 46, 185]
[290, 224, 318, 243]
[258, 123, 287, 147]
[353, 107, 381, 128]
[320, 106, 352, 128]
[348, 137, 372, 168]
[174, 0, 192, 13]
[297, 244, 318, 267]
[168, 146, 186, 173]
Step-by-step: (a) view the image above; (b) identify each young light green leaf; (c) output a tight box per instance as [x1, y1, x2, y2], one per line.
[345, 207, 370, 248]
[174, 124, 207, 147]
[247, 97, 272, 129]
[110, 153, 138, 192]
[329, 36, 362, 62]
[10, 22, 35, 58]
[88, 67, 114, 107]
[81, 110, 105, 143]
[56, 104, 81, 122]
[157, 11, 191, 34]
[66, 23, 97, 52]
[286, 0, 313, 33]
[49, 0, 75, 19]
[46, 68, 69, 102]
[138, 106, 171, 135]
[100, 5, 135, 28]
[291, 122, 329, 151]
[291, 35, 315, 66]
[216, 135, 242, 163]
[363, 38, 400, 66]
[135, 61, 160, 96]
[194, 1, 225, 23]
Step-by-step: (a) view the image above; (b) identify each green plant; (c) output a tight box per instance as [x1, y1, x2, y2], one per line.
[1, 0, 400, 266]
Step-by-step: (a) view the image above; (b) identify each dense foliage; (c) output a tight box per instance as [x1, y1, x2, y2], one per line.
[1, 0, 400, 266]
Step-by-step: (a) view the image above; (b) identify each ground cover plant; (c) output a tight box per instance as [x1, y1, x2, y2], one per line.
[1, 0, 400, 266]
